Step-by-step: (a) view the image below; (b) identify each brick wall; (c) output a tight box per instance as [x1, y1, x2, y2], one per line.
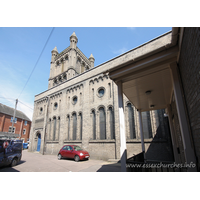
[178, 27, 200, 169]
[0, 113, 31, 142]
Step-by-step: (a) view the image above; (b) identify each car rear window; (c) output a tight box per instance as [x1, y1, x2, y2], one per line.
[73, 146, 83, 151]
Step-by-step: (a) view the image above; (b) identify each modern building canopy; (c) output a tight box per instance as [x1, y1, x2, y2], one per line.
[105, 29, 179, 112]
[105, 28, 197, 172]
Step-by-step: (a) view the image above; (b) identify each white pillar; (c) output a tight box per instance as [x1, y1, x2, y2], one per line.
[170, 62, 197, 171]
[166, 104, 181, 164]
[138, 110, 146, 161]
[116, 81, 127, 172]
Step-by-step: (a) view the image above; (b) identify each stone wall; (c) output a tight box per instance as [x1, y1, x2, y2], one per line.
[29, 31, 174, 161]
[30, 72, 174, 161]
[178, 27, 200, 169]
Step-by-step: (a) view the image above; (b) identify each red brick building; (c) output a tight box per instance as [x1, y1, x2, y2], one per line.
[0, 103, 31, 142]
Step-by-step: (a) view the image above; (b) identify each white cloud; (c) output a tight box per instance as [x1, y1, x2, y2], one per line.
[113, 47, 128, 55]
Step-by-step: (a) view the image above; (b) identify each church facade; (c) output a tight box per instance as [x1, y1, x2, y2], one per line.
[29, 32, 173, 161]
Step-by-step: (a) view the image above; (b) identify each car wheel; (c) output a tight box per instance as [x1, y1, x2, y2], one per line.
[11, 158, 18, 167]
[74, 155, 80, 162]
[58, 154, 62, 160]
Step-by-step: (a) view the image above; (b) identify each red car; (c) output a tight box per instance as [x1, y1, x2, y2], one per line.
[58, 145, 90, 162]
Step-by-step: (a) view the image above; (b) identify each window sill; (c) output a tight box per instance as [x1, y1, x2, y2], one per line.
[46, 141, 59, 143]
[89, 139, 116, 143]
[64, 140, 82, 143]
[126, 138, 167, 143]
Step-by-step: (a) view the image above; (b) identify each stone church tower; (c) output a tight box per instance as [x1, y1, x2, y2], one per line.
[29, 32, 173, 161]
[48, 32, 94, 89]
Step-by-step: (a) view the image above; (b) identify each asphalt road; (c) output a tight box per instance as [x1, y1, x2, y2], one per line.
[0, 150, 121, 172]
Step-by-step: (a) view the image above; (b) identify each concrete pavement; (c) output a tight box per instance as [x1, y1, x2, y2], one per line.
[0, 150, 121, 172]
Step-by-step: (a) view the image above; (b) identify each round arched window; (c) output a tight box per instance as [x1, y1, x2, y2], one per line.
[72, 96, 78, 105]
[54, 102, 58, 109]
[40, 107, 43, 114]
[98, 88, 105, 97]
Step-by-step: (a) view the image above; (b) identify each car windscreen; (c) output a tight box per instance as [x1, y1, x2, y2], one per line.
[73, 146, 83, 151]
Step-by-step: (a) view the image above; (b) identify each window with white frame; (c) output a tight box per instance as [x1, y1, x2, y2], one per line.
[24, 121, 27, 126]
[23, 129, 26, 135]
[10, 117, 17, 123]
[8, 126, 15, 133]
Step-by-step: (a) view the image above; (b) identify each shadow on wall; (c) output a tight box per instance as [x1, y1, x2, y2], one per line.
[145, 116, 174, 162]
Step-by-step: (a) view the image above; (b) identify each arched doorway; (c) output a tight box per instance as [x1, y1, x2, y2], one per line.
[36, 132, 41, 151]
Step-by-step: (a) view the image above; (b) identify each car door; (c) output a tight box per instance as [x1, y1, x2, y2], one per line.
[67, 146, 75, 159]
[61, 146, 68, 158]
[64, 145, 73, 158]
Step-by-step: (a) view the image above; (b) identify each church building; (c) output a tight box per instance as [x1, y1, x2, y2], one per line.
[29, 31, 173, 162]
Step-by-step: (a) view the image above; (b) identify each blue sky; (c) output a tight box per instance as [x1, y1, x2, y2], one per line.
[0, 27, 172, 120]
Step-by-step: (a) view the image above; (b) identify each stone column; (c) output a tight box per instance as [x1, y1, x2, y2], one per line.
[170, 62, 197, 171]
[106, 109, 110, 139]
[138, 110, 146, 161]
[116, 81, 127, 172]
